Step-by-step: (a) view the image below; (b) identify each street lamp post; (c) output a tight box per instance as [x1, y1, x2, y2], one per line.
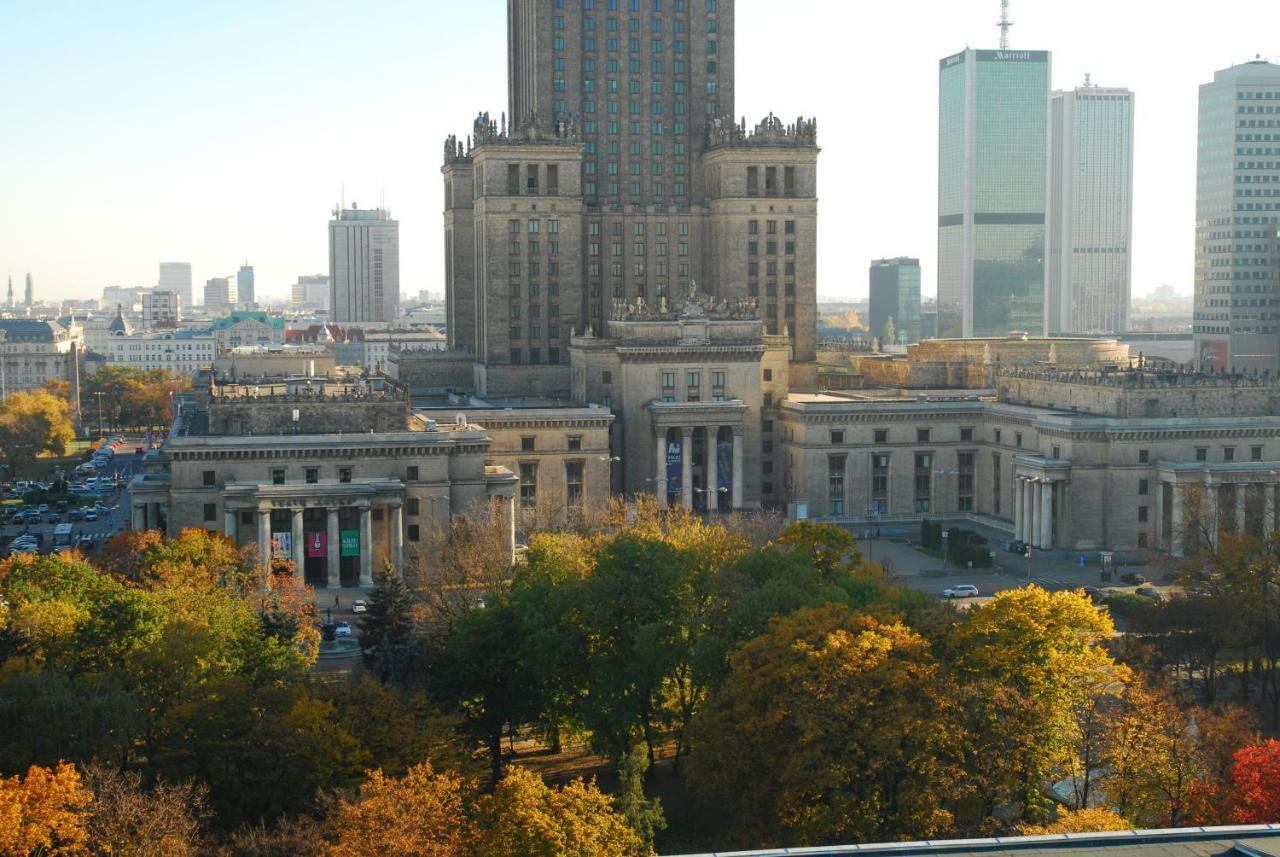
[94, 392, 105, 438]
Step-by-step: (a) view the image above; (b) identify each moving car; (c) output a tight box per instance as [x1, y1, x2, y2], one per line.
[942, 584, 979, 599]
[351, 600, 368, 615]
[84, 511, 98, 522]
[334, 621, 353, 637]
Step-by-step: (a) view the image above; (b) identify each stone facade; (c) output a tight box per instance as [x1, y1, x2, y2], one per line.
[570, 297, 789, 510]
[205, 377, 409, 436]
[0, 320, 83, 394]
[387, 349, 476, 396]
[780, 369, 1280, 556]
[444, 1, 820, 396]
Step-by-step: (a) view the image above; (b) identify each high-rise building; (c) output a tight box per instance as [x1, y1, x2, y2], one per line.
[237, 262, 255, 309]
[5, 276, 12, 309]
[1047, 82, 1134, 335]
[159, 263, 193, 309]
[291, 274, 330, 311]
[24, 273, 33, 308]
[868, 258, 922, 345]
[444, 0, 819, 396]
[1193, 59, 1280, 374]
[143, 290, 183, 328]
[329, 206, 399, 324]
[937, 48, 1051, 338]
[204, 276, 237, 312]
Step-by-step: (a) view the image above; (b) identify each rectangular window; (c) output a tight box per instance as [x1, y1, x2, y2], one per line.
[992, 452, 1002, 515]
[957, 452, 975, 512]
[1138, 506, 1149, 523]
[1138, 449, 1149, 464]
[874, 429, 888, 444]
[1015, 432, 1023, 448]
[406, 498, 420, 517]
[306, 468, 318, 484]
[830, 430, 844, 444]
[1253, 445, 1264, 461]
[203, 503, 217, 522]
[566, 462, 584, 506]
[1224, 447, 1236, 462]
[522, 436, 536, 452]
[1196, 447, 1208, 462]
[408, 524, 420, 543]
[339, 467, 352, 483]
[871, 453, 890, 513]
[960, 427, 974, 442]
[202, 470, 216, 487]
[568, 435, 582, 451]
[917, 428, 931, 443]
[914, 453, 932, 513]
[994, 428, 1002, 444]
[520, 462, 538, 507]
[828, 455, 846, 516]
[271, 468, 285, 485]
[1138, 479, 1149, 496]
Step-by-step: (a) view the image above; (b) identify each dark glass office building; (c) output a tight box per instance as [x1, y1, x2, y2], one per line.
[869, 257, 922, 345]
[938, 48, 1051, 338]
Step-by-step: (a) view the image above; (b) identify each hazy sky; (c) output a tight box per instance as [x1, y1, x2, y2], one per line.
[2, 0, 1278, 304]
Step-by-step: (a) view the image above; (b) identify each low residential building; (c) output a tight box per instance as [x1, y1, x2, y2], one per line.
[143, 290, 182, 328]
[90, 329, 216, 376]
[0, 319, 83, 394]
[130, 373, 516, 588]
[212, 346, 338, 380]
[363, 328, 447, 371]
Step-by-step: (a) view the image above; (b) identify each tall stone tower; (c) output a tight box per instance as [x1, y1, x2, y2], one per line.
[445, 0, 819, 396]
[23, 273, 33, 308]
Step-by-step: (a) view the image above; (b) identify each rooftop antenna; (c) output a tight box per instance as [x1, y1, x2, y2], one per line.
[1083, 71, 1092, 87]
[997, 0, 1013, 50]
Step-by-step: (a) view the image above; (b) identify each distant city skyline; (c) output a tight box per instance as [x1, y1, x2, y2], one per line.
[2, 0, 1278, 303]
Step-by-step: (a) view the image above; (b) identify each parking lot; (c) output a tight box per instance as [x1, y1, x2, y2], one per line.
[2, 436, 143, 557]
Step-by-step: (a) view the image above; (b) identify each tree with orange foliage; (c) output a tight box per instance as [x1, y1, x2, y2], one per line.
[1230, 739, 1280, 823]
[0, 762, 91, 856]
[473, 766, 649, 857]
[96, 530, 164, 580]
[325, 762, 474, 857]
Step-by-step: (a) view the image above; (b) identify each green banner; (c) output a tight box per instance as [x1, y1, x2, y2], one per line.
[340, 530, 360, 557]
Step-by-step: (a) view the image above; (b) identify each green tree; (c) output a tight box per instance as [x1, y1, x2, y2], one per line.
[773, 520, 862, 575]
[883, 315, 896, 346]
[0, 388, 74, 478]
[688, 606, 961, 847]
[616, 743, 665, 852]
[359, 566, 417, 685]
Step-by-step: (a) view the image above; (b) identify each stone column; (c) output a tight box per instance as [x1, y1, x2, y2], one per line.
[390, 502, 404, 576]
[291, 508, 304, 582]
[132, 504, 146, 531]
[1205, 482, 1219, 549]
[224, 509, 237, 542]
[326, 507, 341, 589]
[1040, 479, 1053, 549]
[680, 426, 693, 510]
[655, 430, 667, 510]
[1015, 477, 1026, 542]
[1266, 483, 1276, 537]
[1029, 481, 1042, 548]
[359, 506, 373, 587]
[1170, 483, 1184, 557]
[705, 426, 719, 513]
[1154, 479, 1164, 550]
[257, 509, 272, 572]
[505, 495, 517, 564]
[1236, 483, 1248, 534]
[732, 428, 744, 510]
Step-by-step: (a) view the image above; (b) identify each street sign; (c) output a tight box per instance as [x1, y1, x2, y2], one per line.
[340, 529, 360, 558]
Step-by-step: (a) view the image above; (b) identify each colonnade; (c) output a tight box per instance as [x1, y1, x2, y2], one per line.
[654, 425, 744, 511]
[230, 501, 403, 588]
[1013, 475, 1061, 549]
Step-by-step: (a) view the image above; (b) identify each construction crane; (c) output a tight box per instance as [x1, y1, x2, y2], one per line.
[997, 0, 1013, 50]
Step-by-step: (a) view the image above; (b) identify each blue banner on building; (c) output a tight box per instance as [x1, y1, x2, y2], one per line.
[666, 439, 682, 494]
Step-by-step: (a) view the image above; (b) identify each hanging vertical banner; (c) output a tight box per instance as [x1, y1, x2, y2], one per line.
[717, 436, 732, 492]
[666, 438, 682, 494]
[306, 531, 327, 558]
[340, 530, 360, 557]
[272, 531, 292, 559]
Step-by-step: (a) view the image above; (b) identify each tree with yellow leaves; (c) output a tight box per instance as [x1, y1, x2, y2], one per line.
[0, 762, 91, 857]
[1018, 807, 1132, 835]
[687, 605, 961, 848]
[325, 762, 473, 857]
[473, 766, 649, 857]
[0, 388, 74, 479]
[951, 586, 1128, 822]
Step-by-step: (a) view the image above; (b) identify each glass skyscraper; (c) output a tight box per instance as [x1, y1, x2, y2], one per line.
[1193, 59, 1280, 374]
[1047, 84, 1134, 335]
[938, 49, 1051, 338]
[869, 257, 922, 345]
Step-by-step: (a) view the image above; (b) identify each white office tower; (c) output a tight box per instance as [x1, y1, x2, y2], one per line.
[159, 262, 193, 309]
[329, 206, 399, 323]
[1047, 82, 1135, 334]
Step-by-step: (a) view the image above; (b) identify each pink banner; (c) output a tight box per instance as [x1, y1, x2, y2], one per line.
[305, 531, 327, 558]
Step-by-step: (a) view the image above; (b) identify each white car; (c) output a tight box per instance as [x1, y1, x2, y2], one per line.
[942, 585, 979, 599]
[351, 600, 368, 615]
[333, 621, 353, 637]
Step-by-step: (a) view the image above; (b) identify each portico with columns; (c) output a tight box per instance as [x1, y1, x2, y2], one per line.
[1157, 463, 1280, 558]
[648, 401, 748, 512]
[1012, 456, 1071, 550]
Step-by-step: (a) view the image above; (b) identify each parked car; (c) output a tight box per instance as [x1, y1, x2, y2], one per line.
[351, 600, 368, 615]
[1120, 572, 1148, 585]
[942, 585, 980, 599]
[1135, 586, 1162, 600]
[84, 511, 98, 522]
[334, 621, 353, 637]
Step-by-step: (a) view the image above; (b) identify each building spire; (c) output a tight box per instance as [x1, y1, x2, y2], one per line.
[998, 0, 1013, 50]
[5, 276, 11, 309]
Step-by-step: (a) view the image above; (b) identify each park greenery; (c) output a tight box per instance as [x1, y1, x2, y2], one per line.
[5, 505, 1280, 852]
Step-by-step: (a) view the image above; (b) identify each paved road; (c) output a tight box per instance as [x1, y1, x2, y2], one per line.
[2, 439, 143, 555]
